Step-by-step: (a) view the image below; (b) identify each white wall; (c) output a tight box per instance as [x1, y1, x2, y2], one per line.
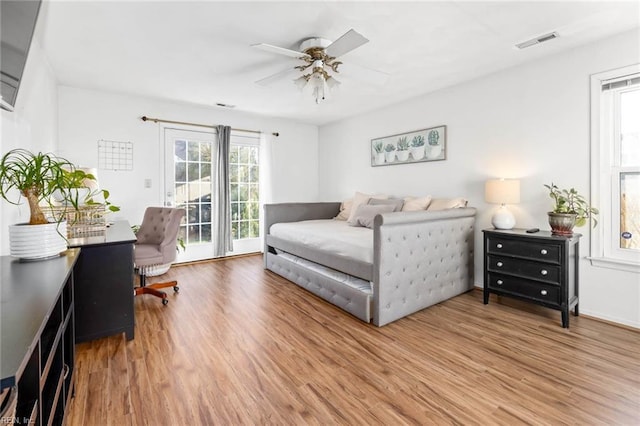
[318, 29, 640, 328]
[0, 41, 59, 255]
[57, 87, 319, 226]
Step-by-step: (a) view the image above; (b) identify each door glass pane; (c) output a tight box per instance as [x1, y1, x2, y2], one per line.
[620, 171, 640, 249]
[620, 89, 640, 167]
[229, 144, 260, 241]
[188, 141, 200, 161]
[175, 140, 187, 161]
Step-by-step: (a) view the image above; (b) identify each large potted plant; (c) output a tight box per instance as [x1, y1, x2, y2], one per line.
[545, 182, 599, 235]
[0, 149, 109, 259]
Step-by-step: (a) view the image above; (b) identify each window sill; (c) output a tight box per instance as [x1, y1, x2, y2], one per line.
[588, 256, 640, 273]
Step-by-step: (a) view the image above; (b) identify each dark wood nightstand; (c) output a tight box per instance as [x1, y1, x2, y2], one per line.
[483, 228, 581, 328]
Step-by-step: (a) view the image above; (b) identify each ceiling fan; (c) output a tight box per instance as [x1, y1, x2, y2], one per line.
[252, 29, 387, 104]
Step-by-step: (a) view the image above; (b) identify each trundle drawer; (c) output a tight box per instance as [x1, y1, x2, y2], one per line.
[487, 273, 560, 305]
[486, 236, 561, 264]
[487, 255, 561, 284]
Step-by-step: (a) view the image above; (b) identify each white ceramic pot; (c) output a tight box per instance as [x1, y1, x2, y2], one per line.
[9, 221, 68, 260]
[427, 144, 442, 159]
[396, 150, 410, 162]
[410, 146, 425, 160]
[374, 152, 385, 165]
[385, 151, 396, 163]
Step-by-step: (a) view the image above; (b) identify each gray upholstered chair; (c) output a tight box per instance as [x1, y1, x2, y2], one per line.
[134, 207, 185, 305]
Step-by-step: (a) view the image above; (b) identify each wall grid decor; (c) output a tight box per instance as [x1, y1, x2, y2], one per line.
[98, 140, 133, 171]
[371, 125, 446, 167]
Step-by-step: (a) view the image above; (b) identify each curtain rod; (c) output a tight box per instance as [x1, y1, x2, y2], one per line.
[141, 116, 279, 137]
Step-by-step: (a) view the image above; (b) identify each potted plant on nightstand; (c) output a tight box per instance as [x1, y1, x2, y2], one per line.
[545, 182, 599, 235]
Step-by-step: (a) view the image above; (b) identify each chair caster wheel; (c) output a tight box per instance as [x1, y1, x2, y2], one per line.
[162, 298, 169, 306]
[173, 286, 179, 292]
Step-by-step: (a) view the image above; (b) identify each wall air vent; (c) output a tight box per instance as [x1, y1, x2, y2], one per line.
[516, 31, 559, 49]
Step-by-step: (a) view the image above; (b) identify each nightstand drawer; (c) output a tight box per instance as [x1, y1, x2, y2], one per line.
[487, 273, 560, 305]
[487, 255, 561, 284]
[487, 237, 561, 264]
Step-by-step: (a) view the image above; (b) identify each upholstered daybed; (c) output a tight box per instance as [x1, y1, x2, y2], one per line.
[264, 199, 476, 326]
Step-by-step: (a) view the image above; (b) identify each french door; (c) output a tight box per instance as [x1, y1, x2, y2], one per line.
[163, 127, 261, 263]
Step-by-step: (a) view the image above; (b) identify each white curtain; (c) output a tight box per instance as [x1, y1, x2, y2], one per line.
[213, 125, 233, 257]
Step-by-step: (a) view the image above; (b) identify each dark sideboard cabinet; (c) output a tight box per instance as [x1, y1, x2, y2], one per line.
[483, 229, 581, 328]
[1, 250, 79, 425]
[68, 220, 136, 343]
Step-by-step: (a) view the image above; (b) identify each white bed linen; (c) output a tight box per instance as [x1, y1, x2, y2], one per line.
[269, 219, 373, 263]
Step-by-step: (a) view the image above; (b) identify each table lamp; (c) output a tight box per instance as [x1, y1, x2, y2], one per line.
[485, 178, 520, 230]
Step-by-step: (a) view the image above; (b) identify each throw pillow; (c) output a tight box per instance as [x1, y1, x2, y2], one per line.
[346, 191, 388, 224]
[334, 198, 353, 221]
[368, 197, 404, 212]
[348, 204, 396, 228]
[427, 197, 468, 210]
[402, 196, 432, 211]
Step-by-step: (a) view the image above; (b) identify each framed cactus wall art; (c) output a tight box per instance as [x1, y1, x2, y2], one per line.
[370, 125, 446, 167]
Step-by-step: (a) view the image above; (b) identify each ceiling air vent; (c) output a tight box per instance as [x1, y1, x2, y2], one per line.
[516, 31, 559, 49]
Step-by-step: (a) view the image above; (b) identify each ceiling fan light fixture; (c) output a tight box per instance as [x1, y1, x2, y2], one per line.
[254, 28, 379, 104]
[294, 76, 308, 90]
[326, 76, 341, 90]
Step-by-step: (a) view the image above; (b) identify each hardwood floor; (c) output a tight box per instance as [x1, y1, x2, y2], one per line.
[65, 254, 640, 425]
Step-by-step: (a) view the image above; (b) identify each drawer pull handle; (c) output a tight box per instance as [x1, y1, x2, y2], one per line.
[496, 243, 503, 249]
[540, 249, 548, 255]
[541, 290, 548, 296]
[540, 269, 548, 276]
[496, 262, 503, 267]
[496, 280, 503, 285]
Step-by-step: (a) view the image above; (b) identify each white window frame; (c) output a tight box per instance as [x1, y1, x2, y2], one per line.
[590, 64, 640, 273]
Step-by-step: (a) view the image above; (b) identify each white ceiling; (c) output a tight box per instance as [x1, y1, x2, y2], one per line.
[38, 1, 640, 126]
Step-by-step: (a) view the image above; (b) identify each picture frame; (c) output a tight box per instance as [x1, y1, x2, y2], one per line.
[371, 125, 446, 167]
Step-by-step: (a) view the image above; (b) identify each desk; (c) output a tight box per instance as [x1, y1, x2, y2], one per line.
[69, 220, 136, 342]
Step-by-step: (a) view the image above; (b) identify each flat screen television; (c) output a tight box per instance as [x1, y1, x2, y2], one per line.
[1, 0, 42, 111]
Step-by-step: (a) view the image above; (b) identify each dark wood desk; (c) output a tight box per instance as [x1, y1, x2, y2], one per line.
[1, 249, 79, 425]
[68, 220, 136, 342]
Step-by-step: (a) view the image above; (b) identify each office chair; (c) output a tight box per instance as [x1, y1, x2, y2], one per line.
[134, 207, 185, 305]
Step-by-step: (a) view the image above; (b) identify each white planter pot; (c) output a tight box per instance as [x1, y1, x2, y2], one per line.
[427, 144, 443, 159]
[9, 221, 68, 260]
[385, 151, 396, 163]
[374, 152, 386, 165]
[410, 146, 425, 160]
[396, 150, 410, 162]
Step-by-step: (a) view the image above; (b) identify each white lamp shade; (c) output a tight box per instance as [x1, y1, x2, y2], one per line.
[485, 179, 520, 205]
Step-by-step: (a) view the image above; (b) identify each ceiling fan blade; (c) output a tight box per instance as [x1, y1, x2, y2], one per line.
[255, 67, 299, 86]
[338, 62, 390, 86]
[325, 29, 369, 58]
[251, 43, 309, 59]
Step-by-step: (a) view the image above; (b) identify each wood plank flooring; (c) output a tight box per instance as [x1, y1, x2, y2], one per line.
[65, 254, 640, 425]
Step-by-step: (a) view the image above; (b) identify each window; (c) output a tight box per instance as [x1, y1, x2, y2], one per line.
[590, 65, 640, 271]
[229, 134, 260, 242]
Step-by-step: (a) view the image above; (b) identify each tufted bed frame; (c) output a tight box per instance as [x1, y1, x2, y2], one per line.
[264, 202, 476, 326]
